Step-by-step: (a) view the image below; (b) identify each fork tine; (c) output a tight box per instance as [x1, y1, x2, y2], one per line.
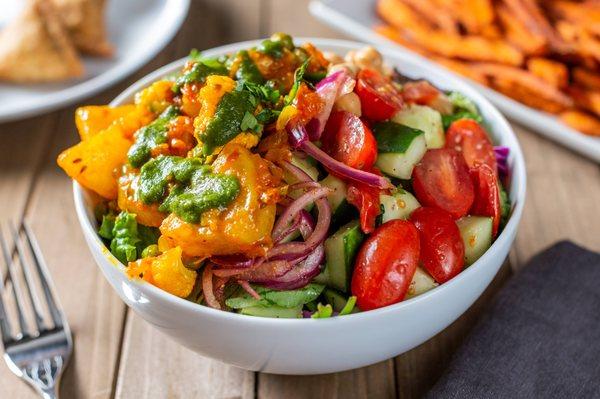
[22, 221, 64, 328]
[9, 222, 46, 331]
[0, 224, 29, 337]
[0, 255, 13, 344]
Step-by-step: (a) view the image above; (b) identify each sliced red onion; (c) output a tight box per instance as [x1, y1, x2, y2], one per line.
[273, 214, 301, 244]
[202, 265, 220, 309]
[494, 146, 510, 157]
[211, 255, 254, 269]
[262, 244, 324, 290]
[237, 260, 296, 283]
[263, 211, 324, 290]
[306, 70, 355, 140]
[271, 187, 330, 243]
[237, 280, 261, 300]
[299, 136, 393, 190]
[288, 181, 321, 191]
[494, 146, 510, 179]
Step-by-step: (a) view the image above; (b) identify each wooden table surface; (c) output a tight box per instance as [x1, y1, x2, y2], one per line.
[1, 1, 599, 398]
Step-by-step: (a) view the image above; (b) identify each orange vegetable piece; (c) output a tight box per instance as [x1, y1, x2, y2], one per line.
[560, 110, 600, 136]
[527, 58, 569, 89]
[57, 122, 133, 199]
[75, 105, 137, 140]
[160, 143, 281, 258]
[128, 247, 197, 298]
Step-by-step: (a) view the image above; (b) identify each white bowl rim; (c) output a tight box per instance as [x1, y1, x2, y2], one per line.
[73, 37, 527, 325]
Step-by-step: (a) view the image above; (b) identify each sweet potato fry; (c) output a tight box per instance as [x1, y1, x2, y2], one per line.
[472, 63, 574, 112]
[572, 67, 600, 91]
[566, 85, 600, 116]
[398, 0, 458, 34]
[559, 110, 600, 136]
[497, 5, 547, 56]
[377, 0, 523, 65]
[452, 0, 496, 36]
[374, 24, 428, 55]
[548, 0, 600, 36]
[526, 58, 569, 89]
[430, 57, 489, 85]
[504, 0, 573, 54]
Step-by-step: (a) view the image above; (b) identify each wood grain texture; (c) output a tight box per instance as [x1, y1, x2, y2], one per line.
[115, 311, 254, 399]
[0, 0, 598, 398]
[511, 125, 600, 267]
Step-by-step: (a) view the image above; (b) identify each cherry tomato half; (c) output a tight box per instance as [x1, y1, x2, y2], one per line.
[351, 219, 420, 311]
[446, 119, 497, 172]
[347, 179, 381, 234]
[410, 207, 465, 284]
[322, 111, 377, 170]
[412, 148, 475, 219]
[402, 80, 441, 105]
[355, 69, 404, 121]
[470, 164, 502, 236]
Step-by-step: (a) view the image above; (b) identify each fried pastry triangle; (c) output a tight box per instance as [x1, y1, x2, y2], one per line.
[52, 0, 113, 56]
[0, 0, 84, 83]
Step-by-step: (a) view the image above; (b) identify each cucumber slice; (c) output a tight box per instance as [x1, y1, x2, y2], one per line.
[285, 153, 319, 183]
[392, 104, 445, 148]
[380, 189, 421, 222]
[456, 216, 493, 265]
[240, 305, 302, 318]
[320, 174, 356, 227]
[324, 220, 364, 293]
[405, 267, 438, 299]
[373, 121, 427, 179]
[320, 174, 347, 211]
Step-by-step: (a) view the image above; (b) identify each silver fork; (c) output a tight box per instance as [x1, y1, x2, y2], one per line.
[0, 221, 72, 399]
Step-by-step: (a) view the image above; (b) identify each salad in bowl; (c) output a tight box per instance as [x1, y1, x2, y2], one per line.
[58, 33, 512, 319]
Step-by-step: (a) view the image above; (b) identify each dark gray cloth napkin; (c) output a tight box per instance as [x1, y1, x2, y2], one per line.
[426, 241, 600, 399]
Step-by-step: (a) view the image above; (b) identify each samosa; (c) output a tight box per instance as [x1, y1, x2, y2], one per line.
[0, 0, 84, 83]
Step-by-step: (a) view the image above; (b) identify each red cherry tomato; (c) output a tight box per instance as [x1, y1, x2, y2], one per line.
[402, 80, 441, 105]
[355, 69, 404, 121]
[347, 180, 381, 234]
[446, 119, 497, 172]
[412, 148, 475, 219]
[322, 111, 377, 170]
[470, 164, 502, 236]
[351, 220, 420, 311]
[410, 207, 465, 283]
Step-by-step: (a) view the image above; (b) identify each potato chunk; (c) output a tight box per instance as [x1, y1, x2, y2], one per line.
[128, 247, 196, 298]
[57, 123, 132, 199]
[75, 105, 137, 140]
[160, 143, 281, 258]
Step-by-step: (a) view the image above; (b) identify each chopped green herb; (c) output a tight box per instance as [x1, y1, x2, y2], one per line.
[339, 296, 357, 315]
[234, 50, 264, 84]
[311, 303, 333, 319]
[200, 90, 256, 155]
[172, 51, 228, 93]
[285, 58, 310, 105]
[127, 106, 179, 168]
[101, 211, 159, 264]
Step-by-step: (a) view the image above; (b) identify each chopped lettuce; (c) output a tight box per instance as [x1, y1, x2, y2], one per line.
[442, 92, 483, 129]
[99, 211, 159, 264]
[225, 283, 325, 310]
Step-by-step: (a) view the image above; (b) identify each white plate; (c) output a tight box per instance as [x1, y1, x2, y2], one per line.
[0, 0, 190, 123]
[309, 0, 600, 162]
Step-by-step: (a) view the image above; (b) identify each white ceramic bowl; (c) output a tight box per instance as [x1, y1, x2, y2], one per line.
[73, 39, 526, 375]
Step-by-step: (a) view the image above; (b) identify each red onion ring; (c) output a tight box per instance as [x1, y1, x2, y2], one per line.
[211, 254, 254, 269]
[306, 70, 355, 140]
[202, 264, 221, 309]
[288, 125, 393, 190]
[237, 280, 261, 300]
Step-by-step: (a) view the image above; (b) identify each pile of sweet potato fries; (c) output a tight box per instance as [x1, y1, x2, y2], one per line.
[376, 0, 600, 136]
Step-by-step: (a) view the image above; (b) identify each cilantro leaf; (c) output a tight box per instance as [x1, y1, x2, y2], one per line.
[285, 58, 310, 105]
